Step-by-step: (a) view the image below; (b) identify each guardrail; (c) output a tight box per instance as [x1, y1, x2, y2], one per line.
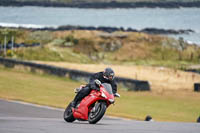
[0, 57, 150, 91]
[185, 69, 200, 75]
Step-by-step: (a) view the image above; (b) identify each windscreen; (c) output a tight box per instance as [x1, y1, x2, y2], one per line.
[102, 83, 113, 95]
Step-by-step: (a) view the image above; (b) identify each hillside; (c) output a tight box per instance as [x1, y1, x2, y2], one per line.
[1, 28, 200, 68]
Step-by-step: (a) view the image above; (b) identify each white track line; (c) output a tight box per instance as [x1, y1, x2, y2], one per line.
[0, 98, 64, 111]
[0, 98, 130, 121]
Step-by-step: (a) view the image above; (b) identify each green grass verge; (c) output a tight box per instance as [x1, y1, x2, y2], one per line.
[0, 67, 199, 122]
[0, 66, 81, 108]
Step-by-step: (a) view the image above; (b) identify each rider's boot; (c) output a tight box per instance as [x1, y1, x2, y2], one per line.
[71, 101, 76, 108]
[71, 92, 83, 108]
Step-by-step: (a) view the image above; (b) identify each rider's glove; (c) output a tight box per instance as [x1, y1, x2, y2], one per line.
[94, 79, 101, 86]
[90, 79, 101, 91]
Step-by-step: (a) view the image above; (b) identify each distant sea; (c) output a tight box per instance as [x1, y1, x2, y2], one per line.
[0, 6, 200, 45]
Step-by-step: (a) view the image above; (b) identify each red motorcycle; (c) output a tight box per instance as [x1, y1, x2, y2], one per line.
[64, 82, 120, 124]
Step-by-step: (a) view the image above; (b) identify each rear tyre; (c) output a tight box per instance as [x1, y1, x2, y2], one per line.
[88, 101, 107, 124]
[63, 102, 75, 122]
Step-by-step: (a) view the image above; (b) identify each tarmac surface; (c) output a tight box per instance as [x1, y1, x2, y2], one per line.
[0, 99, 199, 133]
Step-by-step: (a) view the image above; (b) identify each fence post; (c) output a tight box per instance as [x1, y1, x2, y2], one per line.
[4, 35, 7, 57]
[11, 36, 14, 55]
[0, 37, 2, 55]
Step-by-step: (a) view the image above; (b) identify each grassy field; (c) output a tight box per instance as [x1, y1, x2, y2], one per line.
[34, 61, 200, 91]
[0, 66, 200, 122]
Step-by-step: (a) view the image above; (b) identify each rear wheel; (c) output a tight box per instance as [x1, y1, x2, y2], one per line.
[88, 101, 107, 124]
[63, 102, 75, 122]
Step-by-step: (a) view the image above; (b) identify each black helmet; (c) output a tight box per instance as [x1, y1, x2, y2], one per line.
[103, 68, 115, 81]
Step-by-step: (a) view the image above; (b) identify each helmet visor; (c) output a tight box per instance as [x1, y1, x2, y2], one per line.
[108, 73, 114, 80]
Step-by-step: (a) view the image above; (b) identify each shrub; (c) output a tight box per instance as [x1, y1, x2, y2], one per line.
[65, 35, 79, 45]
[26, 31, 53, 44]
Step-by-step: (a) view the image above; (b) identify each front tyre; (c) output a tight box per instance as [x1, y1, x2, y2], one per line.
[88, 101, 107, 124]
[63, 102, 75, 122]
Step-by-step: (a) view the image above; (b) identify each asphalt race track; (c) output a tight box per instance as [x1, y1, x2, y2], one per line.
[0, 99, 199, 133]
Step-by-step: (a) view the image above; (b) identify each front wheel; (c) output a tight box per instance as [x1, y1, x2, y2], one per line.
[63, 102, 75, 122]
[88, 101, 107, 124]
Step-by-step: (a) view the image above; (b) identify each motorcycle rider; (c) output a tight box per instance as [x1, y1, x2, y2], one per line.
[71, 67, 117, 108]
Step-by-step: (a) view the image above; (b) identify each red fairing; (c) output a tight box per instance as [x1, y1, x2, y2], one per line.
[73, 90, 103, 120]
[100, 86, 114, 105]
[72, 84, 115, 121]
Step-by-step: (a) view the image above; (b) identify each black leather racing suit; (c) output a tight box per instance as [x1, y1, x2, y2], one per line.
[72, 72, 117, 106]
